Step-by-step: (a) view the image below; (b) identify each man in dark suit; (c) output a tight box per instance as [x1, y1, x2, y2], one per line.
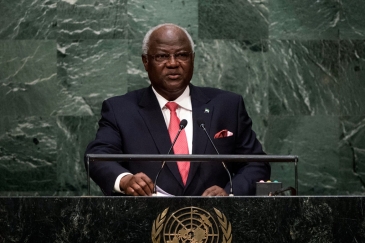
[85, 23, 270, 196]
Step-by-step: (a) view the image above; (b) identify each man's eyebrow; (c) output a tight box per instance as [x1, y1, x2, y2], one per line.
[153, 49, 189, 54]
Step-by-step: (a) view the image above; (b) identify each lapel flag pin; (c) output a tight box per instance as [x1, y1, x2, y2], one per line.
[204, 108, 210, 113]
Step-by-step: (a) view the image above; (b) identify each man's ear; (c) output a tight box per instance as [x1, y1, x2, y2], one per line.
[141, 55, 148, 71]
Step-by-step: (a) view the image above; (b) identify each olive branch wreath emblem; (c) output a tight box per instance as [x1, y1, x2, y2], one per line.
[151, 207, 232, 243]
[213, 208, 232, 243]
[151, 208, 169, 243]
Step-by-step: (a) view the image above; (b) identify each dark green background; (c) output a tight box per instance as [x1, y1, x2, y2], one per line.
[0, 0, 364, 196]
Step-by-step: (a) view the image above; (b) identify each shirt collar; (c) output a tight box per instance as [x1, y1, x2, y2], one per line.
[152, 85, 192, 111]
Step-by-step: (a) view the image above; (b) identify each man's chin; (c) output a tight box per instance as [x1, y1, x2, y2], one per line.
[165, 76, 184, 84]
[164, 79, 186, 89]
[157, 83, 189, 100]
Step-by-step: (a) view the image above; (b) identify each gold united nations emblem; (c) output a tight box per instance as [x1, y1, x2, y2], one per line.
[151, 207, 232, 243]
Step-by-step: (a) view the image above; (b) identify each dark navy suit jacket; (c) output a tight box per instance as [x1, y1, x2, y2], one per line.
[85, 84, 270, 196]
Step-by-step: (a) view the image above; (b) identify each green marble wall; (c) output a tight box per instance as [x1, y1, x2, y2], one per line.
[0, 0, 364, 196]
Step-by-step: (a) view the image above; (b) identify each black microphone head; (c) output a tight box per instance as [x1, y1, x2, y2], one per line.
[179, 119, 188, 129]
[197, 119, 205, 128]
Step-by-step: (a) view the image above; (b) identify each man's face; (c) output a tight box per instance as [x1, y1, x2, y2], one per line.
[142, 26, 194, 101]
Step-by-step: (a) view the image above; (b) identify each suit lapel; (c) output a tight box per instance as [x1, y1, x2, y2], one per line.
[185, 85, 213, 188]
[138, 86, 171, 154]
[138, 86, 183, 186]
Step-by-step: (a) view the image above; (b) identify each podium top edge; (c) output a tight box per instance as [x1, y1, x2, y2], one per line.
[86, 154, 298, 162]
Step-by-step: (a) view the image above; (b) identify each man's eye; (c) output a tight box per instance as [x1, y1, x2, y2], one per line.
[176, 52, 189, 58]
[156, 54, 169, 59]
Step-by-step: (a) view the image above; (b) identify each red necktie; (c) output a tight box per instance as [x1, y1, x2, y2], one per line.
[165, 102, 190, 185]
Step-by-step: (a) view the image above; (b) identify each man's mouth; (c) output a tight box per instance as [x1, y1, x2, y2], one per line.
[167, 74, 180, 79]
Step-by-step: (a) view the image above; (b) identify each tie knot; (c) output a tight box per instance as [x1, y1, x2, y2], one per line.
[165, 102, 179, 112]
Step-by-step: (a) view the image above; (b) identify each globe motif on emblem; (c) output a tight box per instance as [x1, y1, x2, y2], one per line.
[163, 207, 219, 243]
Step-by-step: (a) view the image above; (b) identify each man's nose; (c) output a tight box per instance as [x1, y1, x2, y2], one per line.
[166, 54, 179, 67]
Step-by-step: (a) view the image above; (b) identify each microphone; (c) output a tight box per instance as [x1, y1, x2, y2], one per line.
[197, 119, 234, 196]
[153, 119, 188, 195]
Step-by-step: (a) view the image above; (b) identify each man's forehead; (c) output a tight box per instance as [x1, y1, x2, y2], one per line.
[154, 25, 177, 33]
[148, 27, 191, 51]
[151, 26, 186, 41]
